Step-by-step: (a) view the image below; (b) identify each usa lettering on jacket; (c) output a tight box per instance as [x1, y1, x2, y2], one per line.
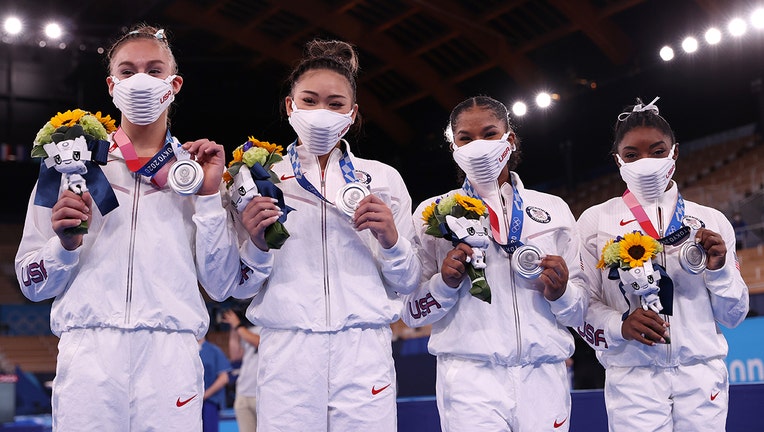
[21, 260, 47, 286]
[408, 293, 441, 319]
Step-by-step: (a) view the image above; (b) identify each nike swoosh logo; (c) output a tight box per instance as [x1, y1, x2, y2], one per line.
[280, 174, 295, 180]
[176, 394, 197, 407]
[711, 391, 720, 401]
[554, 417, 568, 428]
[619, 218, 637, 226]
[371, 383, 391, 395]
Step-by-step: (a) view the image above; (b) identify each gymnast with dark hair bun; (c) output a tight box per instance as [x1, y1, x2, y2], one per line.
[230, 39, 421, 432]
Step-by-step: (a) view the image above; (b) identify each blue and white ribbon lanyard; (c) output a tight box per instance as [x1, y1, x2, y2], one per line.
[287, 141, 358, 204]
[462, 178, 525, 254]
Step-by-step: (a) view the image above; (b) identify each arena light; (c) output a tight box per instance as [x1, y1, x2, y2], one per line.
[3, 16, 22, 35]
[728, 17, 747, 37]
[535, 92, 552, 108]
[44, 22, 62, 39]
[705, 27, 722, 44]
[681, 36, 698, 53]
[659, 46, 674, 61]
[511, 101, 527, 117]
[752, 8, 764, 29]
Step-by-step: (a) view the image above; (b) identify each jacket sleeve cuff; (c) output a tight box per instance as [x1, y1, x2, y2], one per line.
[379, 235, 410, 260]
[242, 239, 274, 268]
[193, 192, 225, 218]
[547, 283, 577, 314]
[606, 313, 626, 344]
[704, 264, 732, 291]
[430, 274, 466, 301]
[51, 238, 80, 266]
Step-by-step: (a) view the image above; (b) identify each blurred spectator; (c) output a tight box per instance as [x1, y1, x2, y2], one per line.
[731, 212, 748, 250]
[222, 309, 260, 432]
[199, 335, 232, 432]
[390, 319, 431, 341]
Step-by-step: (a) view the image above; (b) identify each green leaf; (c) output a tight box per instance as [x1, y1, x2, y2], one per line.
[451, 205, 466, 218]
[31, 146, 48, 159]
[467, 265, 491, 303]
[424, 224, 444, 238]
[265, 222, 290, 249]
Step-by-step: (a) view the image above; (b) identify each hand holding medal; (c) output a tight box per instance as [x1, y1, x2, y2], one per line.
[687, 228, 725, 271]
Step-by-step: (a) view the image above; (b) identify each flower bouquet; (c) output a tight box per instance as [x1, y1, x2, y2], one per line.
[224, 137, 292, 249]
[422, 193, 493, 302]
[32, 109, 118, 234]
[597, 231, 666, 314]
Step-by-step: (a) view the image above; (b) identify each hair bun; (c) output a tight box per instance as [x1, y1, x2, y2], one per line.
[305, 39, 359, 76]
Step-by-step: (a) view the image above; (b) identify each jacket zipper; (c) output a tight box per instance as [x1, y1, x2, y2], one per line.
[657, 206, 672, 362]
[501, 190, 523, 358]
[320, 161, 331, 327]
[124, 175, 140, 324]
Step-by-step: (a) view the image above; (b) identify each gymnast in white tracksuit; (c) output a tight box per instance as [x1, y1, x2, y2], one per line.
[229, 40, 421, 432]
[401, 96, 586, 432]
[576, 97, 749, 432]
[14, 25, 240, 431]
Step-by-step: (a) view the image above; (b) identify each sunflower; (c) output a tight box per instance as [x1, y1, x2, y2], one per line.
[618, 231, 662, 268]
[93, 111, 117, 133]
[455, 194, 487, 217]
[247, 136, 284, 155]
[229, 147, 244, 166]
[50, 109, 87, 128]
[421, 201, 437, 224]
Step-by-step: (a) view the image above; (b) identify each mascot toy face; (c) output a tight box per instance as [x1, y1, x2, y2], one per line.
[43, 136, 90, 175]
[230, 167, 259, 212]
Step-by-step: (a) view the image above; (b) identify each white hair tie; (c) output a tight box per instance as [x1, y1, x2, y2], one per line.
[618, 96, 660, 121]
[126, 29, 166, 41]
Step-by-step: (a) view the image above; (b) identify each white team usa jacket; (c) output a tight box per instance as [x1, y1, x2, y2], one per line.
[15, 134, 242, 338]
[229, 141, 421, 332]
[576, 183, 749, 368]
[401, 173, 586, 366]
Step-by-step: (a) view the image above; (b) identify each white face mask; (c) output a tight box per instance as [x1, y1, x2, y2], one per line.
[288, 102, 354, 155]
[111, 73, 176, 126]
[617, 144, 676, 202]
[452, 132, 513, 185]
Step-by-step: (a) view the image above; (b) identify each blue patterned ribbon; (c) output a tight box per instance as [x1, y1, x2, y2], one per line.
[248, 162, 294, 223]
[463, 179, 524, 254]
[287, 141, 358, 204]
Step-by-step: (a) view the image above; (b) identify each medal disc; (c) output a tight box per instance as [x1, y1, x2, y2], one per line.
[335, 182, 369, 216]
[679, 241, 707, 274]
[511, 244, 544, 279]
[167, 159, 204, 195]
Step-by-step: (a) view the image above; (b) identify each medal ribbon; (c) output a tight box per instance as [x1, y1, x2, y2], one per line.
[113, 127, 177, 187]
[622, 189, 685, 239]
[621, 189, 682, 316]
[287, 141, 357, 204]
[463, 179, 524, 254]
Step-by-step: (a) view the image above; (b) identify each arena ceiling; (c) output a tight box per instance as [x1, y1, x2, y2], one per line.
[3, 0, 762, 200]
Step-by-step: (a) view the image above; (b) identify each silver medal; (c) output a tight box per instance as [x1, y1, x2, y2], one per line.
[511, 244, 544, 279]
[167, 159, 204, 195]
[335, 182, 369, 217]
[679, 241, 707, 274]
